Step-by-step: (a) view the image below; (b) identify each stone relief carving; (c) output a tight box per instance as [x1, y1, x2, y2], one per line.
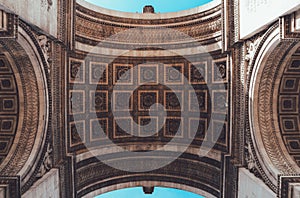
[245, 139, 255, 170]
[37, 35, 52, 75]
[245, 35, 262, 63]
[36, 143, 53, 178]
[244, 135, 263, 180]
[244, 35, 263, 79]
[216, 63, 227, 79]
[41, 0, 53, 11]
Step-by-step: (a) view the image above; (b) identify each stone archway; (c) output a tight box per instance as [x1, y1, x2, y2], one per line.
[0, 23, 50, 195]
[75, 149, 222, 197]
[67, 1, 229, 197]
[248, 23, 300, 191]
[83, 181, 216, 198]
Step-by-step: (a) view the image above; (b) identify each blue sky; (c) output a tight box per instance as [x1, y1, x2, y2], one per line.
[95, 187, 204, 198]
[85, 0, 213, 13]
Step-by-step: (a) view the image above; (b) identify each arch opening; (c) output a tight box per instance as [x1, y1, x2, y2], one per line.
[83, 0, 213, 13]
[95, 187, 205, 198]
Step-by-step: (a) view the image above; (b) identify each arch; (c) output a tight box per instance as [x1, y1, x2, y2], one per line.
[68, 1, 227, 197]
[248, 23, 300, 188]
[83, 181, 215, 198]
[0, 23, 49, 189]
[78, 0, 220, 19]
[76, 167, 219, 198]
[75, 148, 222, 197]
